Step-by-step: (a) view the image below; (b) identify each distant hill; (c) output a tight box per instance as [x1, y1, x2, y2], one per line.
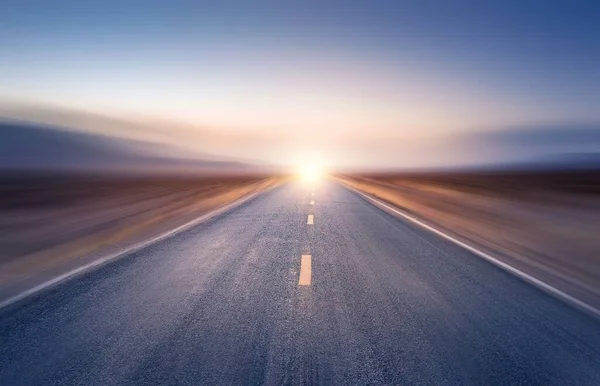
[454, 122, 600, 172]
[535, 153, 600, 170]
[0, 120, 258, 175]
[464, 152, 600, 173]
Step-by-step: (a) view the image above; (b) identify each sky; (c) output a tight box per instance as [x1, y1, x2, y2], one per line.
[1, 1, 599, 169]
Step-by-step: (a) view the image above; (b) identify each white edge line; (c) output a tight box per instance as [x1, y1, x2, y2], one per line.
[343, 184, 600, 319]
[0, 184, 278, 310]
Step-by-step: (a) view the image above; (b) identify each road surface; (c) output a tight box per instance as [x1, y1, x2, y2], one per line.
[1, 181, 600, 385]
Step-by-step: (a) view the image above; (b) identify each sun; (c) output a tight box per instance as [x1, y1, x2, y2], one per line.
[298, 162, 325, 183]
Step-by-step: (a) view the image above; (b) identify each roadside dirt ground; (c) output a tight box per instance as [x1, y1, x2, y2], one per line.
[0, 174, 281, 299]
[338, 171, 600, 310]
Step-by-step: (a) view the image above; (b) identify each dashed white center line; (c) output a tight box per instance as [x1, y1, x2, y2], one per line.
[298, 255, 312, 286]
[310, 200, 315, 205]
[307, 214, 314, 224]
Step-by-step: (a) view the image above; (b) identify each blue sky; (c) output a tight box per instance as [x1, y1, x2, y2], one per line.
[1, 1, 599, 168]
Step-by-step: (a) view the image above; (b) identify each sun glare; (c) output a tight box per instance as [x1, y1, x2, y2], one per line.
[298, 163, 325, 183]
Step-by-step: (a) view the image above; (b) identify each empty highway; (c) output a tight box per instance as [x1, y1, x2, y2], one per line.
[1, 181, 600, 385]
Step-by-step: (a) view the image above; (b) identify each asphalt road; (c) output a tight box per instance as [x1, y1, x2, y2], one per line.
[1, 180, 600, 385]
